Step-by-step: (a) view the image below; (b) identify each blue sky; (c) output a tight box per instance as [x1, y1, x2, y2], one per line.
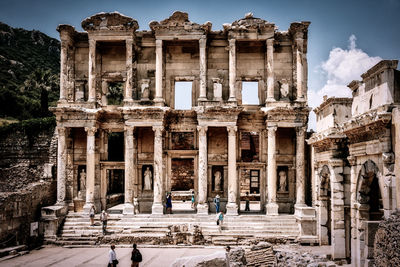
[0, 0, 399, 129]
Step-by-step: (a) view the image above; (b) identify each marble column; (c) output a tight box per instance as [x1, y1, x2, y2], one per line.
[152, 126, 164, 214]
[198, 37, 207, 102]
[123, 126, 134, 214]
[125, 38, 133, 102]
[348, 156, 358, 264]
[88, 38, 97, 103]
[228, 39, 237, 102]
[56, 126, 67, 205]
[266, 126, 279, 215]
[296, 38, 304, 101]
[83, 126, 97, 212]
[197, 126, 209, 214]
[59, 43, 68, 102]
[226, 126, 238, 215]
[154, 39, 164, 105]
[295, 126, 306, 208]
[266, 38, 275, 102]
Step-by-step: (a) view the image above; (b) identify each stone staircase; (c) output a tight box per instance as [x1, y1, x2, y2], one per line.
[49, 212, 303, 247]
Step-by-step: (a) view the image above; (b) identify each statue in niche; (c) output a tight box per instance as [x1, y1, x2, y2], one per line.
[78, 169, 86, 199]
[212, 78, 222, 101]
[278, 170, 287, 192]
[143, 167, 153, 191]
[141, 79, 150, 100]
[133, 197, 139, 214]
[214, 171, 222, 192]
[279, 79, 289, 99]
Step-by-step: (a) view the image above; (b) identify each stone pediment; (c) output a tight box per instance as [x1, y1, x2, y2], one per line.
[149, 11, 212, 35]
[81, 12, 139, 32]
[223, 12, 276, 33]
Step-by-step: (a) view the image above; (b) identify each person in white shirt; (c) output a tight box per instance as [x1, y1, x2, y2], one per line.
[100, 210, 108, 235]
[108, 244, 118, 266]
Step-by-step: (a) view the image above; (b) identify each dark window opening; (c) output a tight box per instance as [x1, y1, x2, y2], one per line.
[108, 132, 124, 161]
[241, 132, 259, 162]
[107, 82, 124, 105]
[107, 169, 124, 194]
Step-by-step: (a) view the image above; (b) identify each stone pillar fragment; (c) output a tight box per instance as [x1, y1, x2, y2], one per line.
[226, 126, 238, 215]
[88, 38, 97, 103]
[59, 43, 68, 102]
[295, 126, 306, 208]
[348, 156, 358, 265]
[296, 38, 304, 101]
[123, 126, 134, 214]
[266, 126, 278, 215]
[154, 39, 164, 105]
[125, 38, 133, 102]
[198, 37, 207, 101]
[84, 127, 97, 213]
[56, 127, 67, 205]
[197, 126, 208, 214]
[152, 126, 164, 214]
[266, 38, 275, 102]
[228, 39, 237, 102]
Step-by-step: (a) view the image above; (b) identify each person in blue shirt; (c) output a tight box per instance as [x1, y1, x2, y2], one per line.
[166, 192, 172, 214]
[191, 191, 195, 209]
[214, 194, 220, 213]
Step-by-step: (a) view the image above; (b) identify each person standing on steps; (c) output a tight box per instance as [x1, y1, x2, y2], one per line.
[166, 192, 172, 214]
[108, 244, 118, 267]
[216, 211, 224, 232]
[131, 243, 143, 267]
[214, 194, 220, 213]
[100, 210, 108, 235]
[191, 191, 195, 209]
[245, 192, 250, 211]
[89, 204, 96, 226]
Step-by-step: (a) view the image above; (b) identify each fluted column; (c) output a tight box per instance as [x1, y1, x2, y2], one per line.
[266, 38, 275, 102]
[296, 38, 304, 101]
[154, 39, 164, 105]
[226, 126, 238, 215]
[152, 126, 164, 214]
[228, 39, 237, 102]
[123, 126, 134, 214]
[197, 126, 209, 214]
[125, 38, 133, 102]
[198, 37, 207, 102]
[59, 43, 68, 102]
[88, 38, 97, 103]
[56, 126, 67, 205]
[266, 126, 279, 215]
[295, 126, 306, 207]
[84, 127, 97, 212]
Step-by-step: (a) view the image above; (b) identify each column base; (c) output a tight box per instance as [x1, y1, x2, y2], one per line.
[266, 202, 279, 215]
[154, 98, 165, 106]
[294, 203, 308, 216]
[265, 97, 276, 102]
[197, 97, 207, 102]
[151, 203, 164, 215]
[83, 203, 95, 214]
[196, 203, 209, 215]
[226, 203, 238, 216]
[123, 203, 135, 215]
[228, 97, 237, 103]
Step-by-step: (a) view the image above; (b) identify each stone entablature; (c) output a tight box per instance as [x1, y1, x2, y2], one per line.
[313, 97, 352, 133]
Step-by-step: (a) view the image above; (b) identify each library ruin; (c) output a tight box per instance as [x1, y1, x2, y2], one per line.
[41, 11, 400, 266]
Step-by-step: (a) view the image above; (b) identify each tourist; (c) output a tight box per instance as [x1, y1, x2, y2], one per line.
[166, 192, 172, 214]
[131, 243, 143, 267]
[216, 211, 224, 232]
[89, 204, 96, 226]
[100, 210, 108, 235]
[214, 194, 220, 213]
[108, 244, 118, 267]
[245, 192, 250, 211]
[191, 191, 195, 209]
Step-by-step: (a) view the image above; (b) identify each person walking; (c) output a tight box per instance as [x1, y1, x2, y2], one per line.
[214, 194, 220, 213]
[100, 210, 108, 235]
[166, 192, 172, 214]
[245, 192, 250, 211]
[131, 243, 143, 267]
[89, 205, 96, 226]
[108, 244, 118, 267]
[216, 211, 224, 232]
[191, 191, 195, 209]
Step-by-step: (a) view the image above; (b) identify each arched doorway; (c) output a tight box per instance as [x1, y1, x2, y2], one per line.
[318, 165, 331, 245]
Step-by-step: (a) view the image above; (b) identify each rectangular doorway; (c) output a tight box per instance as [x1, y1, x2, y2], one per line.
[170, 158, 195, 212]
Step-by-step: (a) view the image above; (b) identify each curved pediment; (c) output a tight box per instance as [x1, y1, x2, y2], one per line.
[149, 11, 212, 34]
[223, 12, 276, 32]
[81, 12, 138, 32]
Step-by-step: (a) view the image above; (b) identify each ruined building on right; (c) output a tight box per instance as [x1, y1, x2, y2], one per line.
[308, 59, 400, 266]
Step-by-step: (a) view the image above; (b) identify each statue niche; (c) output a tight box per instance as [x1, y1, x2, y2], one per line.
[277, 166, 289, 192]
[77, 166, 86, 199]
[212, 166, 224, 192]
[142, 165, 153, 191]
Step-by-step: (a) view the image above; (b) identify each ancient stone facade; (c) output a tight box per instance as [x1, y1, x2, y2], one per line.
[309, 60, 400, 265]
[50, 11, 312, 220]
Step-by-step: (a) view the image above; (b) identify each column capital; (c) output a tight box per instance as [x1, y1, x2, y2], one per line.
[199, 36, 207, 47]
[124, 126, 134, 136]
[229, 38, 236, 46]
[126, 37, 133, 45]
[295, 126, 306, 137]
[85, 127, 97, 136]
[197, 125, 208, 136]
[57, 126, 66, 136]
[227, 126, 237, 136]
[155, 39, 162, 47]
[88, 38, 96, 47]
[152, 125, 164, 136]
[347, 156, 356, 166]
[267, 125, 278, 133]
[266, 38, 275, 46]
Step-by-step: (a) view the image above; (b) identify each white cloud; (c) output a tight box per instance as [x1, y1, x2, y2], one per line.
[308, 34, 381, 130]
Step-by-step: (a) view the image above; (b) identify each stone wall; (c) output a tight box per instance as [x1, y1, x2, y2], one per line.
[0, 119, 57, 247]
[374, 214, 400, 267]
